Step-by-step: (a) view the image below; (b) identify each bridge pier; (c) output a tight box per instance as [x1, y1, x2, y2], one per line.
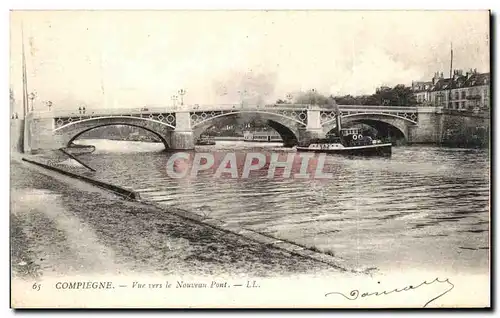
[24, 112, 64, 154]
[408, 106, 443, 144]
[298, 128, 326, 146]
[299, 105, 326, 145]
[170, 111, 195, 150]
[170, 131, 195, 150]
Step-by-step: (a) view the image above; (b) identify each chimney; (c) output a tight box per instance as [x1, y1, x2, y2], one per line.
[432, 72, 439, 85]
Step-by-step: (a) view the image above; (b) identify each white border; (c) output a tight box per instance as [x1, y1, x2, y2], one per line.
[2, 1, 497, 317]
[2, 1, 499, 10]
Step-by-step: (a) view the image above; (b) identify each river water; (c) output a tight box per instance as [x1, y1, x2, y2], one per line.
[73, 139, 490, 275]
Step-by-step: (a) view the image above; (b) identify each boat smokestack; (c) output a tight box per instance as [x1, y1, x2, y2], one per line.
[329, 97, 342, 137]
[336, 107, 342, 137]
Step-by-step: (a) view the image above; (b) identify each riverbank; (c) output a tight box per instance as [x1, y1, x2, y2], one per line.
[11, 158, 342, 279]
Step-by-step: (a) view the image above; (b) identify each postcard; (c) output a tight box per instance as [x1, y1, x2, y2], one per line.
[10, 10, 490, 308]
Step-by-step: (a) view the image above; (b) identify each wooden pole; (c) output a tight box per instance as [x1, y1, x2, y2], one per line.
[21, 23, 28, 118]
[448, 42, 453, 109]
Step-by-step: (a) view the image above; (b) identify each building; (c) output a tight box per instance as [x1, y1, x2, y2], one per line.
[411, 80, 433, 105]
[412, 69, 490, 111]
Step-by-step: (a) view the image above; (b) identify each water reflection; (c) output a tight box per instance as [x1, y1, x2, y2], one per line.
[75, 139, 490, 274]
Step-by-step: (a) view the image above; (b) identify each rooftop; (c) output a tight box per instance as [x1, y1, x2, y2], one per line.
[429, 71, 489, 92]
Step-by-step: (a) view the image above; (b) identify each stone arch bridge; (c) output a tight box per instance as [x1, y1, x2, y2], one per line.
[24, 104, 439, 153]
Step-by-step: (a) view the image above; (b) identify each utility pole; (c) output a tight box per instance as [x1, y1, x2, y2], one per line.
[448, 42, 453, 109]
[21, 23, 29, 118]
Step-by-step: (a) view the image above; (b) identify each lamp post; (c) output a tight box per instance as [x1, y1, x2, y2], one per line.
[311, 89, 317, 106]
[237, 89, 247, 107]
[28, 91, 37, 111]
[178, 89, 186, 106]
[171, 95, 178, 108]
[46, 100, 52, 111]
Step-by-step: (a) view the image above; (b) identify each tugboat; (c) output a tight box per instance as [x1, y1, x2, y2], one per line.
[295, 104, 392, 156]
[196, 134, 216, 146]
[296, 131, 392, 156]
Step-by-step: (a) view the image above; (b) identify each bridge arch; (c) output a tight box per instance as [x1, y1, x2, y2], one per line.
[192, 111, 304, 146]
[322, 113, 416, 140]
[54, 116, 174, 149]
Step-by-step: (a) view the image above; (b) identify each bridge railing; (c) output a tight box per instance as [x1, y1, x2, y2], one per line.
[185, 104, 418, 112]
[48, 107, 175, 118]
[42, 104, 419, 118]
[47, 104, 314, 117]
[336, 105, 418, 112]
[185, 104, 313, 111]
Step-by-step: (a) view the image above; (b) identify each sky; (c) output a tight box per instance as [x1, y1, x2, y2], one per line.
[9, 10, 490, 112]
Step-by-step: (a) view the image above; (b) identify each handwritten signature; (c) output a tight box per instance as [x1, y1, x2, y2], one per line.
[325, 277, 454, 308]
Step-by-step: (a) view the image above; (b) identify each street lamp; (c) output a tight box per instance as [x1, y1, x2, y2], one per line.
[311, 89, 317, 105]
[28, 91, 37, 111]
[171, 95, 178, 108]
[46, 101, 53, 111]
[237, 90, 247, 107]
[178, 89, 186, 106]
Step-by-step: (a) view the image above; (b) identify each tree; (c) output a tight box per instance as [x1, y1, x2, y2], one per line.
[294, 90, 331, 106]
[369, 84, 417, 106]
[391, 84, 417, 106]
[332, 84, 417, 106]
[291, 84, 418, 108]
[333, 95, 357, 105]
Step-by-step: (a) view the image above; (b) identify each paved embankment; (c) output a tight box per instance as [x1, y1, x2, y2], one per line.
[11, 158, 344, 279]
